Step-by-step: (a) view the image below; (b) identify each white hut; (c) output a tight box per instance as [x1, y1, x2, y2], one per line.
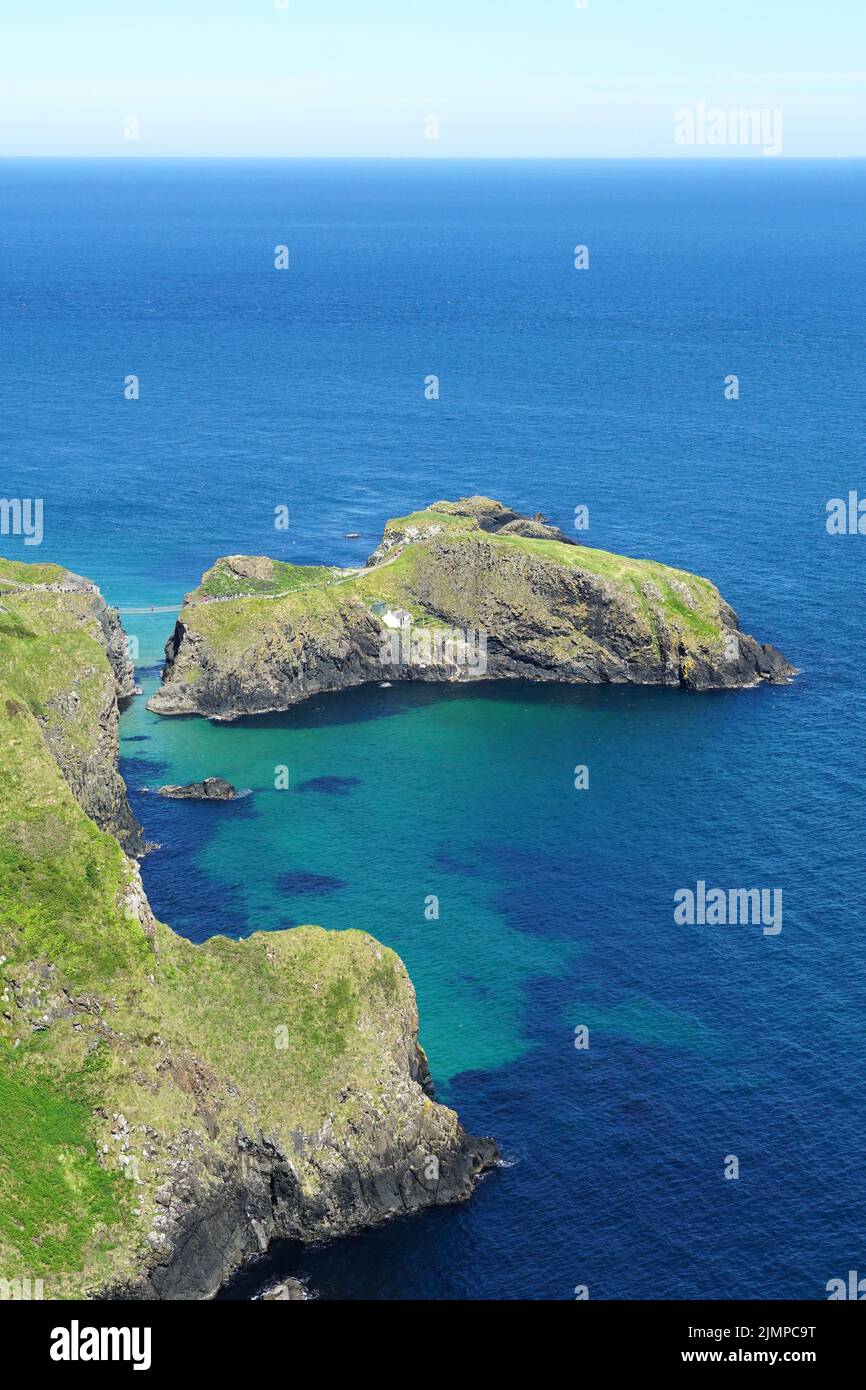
[382, 607, 413, 630]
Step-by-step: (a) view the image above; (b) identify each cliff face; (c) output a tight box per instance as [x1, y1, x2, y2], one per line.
[0, 559, 143, 853]
[148, 497, 794, 722]
[0, 555, 496, 1300]
[115, 981, 496, 1301]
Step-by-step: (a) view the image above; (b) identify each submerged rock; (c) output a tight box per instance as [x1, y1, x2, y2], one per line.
[157, 777, 236, 800]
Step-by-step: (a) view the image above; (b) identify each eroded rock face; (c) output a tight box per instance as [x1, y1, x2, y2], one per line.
[42, 686, 144, 856]
[8, 571, 146, 853]
[97, 600, 139, 703]
[148, 497, 795, 721]
[152, 600, 387, 719]
[112, 1050, 497, 1302]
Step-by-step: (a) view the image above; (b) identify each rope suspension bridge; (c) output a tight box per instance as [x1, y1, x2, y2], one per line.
[117, 605, 182, 616]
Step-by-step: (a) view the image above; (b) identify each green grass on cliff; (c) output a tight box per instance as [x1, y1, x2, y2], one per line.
[378, 507, 478, 538]
[0, 556, 66, 588]
[0, 715, 151, 987]
[0, 676, 408, 1282]
[384, 505, 722, 641]
[180, 542, 442, 653]
[0, 1054, 132, 1284]
[196, 557, 342, 600]
[185, 577, 351, 650]
[147, 925, 402, 1122]
[0, 589, 111, 740]
[0, 698, 140, 1287]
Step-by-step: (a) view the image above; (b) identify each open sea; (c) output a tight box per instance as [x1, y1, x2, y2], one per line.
[2, 158, 865, 1299]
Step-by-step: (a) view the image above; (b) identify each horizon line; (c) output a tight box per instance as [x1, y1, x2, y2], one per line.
[0, 153, 863, 162]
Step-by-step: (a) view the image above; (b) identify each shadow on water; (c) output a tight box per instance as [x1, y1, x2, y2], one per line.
[121, 754, 171, 792]
[204, 675, 751, 735]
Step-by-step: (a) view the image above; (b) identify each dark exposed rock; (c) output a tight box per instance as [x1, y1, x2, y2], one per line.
[258, 1279, 309, 1301]
[33, 578, 145, 854]
[157, 777, 236, 800]
[110, 1104, 498, 1301]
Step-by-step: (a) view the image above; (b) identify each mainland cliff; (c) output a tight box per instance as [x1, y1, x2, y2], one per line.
[0, 560, 143, 852]
[148, 497, 794, 722]
[0, 555, 496, 1300]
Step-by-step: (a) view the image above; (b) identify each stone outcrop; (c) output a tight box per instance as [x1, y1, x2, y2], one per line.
[156, 778, 236, 801]
[111, 1023, 497, 1302]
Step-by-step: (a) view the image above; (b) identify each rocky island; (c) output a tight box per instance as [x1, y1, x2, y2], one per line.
[0, 555, 497, 1300]
[148, 497, 794, 722]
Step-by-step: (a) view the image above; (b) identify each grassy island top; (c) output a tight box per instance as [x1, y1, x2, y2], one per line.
[176, 496, 726, 654]
[0, 555, 68, 589]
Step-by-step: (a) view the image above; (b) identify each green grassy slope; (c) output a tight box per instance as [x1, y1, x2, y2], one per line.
[175, 497, 730, 660]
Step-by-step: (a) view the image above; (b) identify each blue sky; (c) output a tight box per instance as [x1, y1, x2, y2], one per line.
[1, 0, 863, 156]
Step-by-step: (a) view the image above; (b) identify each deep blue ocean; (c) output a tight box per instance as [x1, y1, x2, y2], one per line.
[2, 159, 865, 1299]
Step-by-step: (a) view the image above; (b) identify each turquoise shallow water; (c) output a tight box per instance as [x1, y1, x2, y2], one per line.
[122, 662, 819, 1100]
[123, 673, 584, 1082]
[2, 158, 865, 1297]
